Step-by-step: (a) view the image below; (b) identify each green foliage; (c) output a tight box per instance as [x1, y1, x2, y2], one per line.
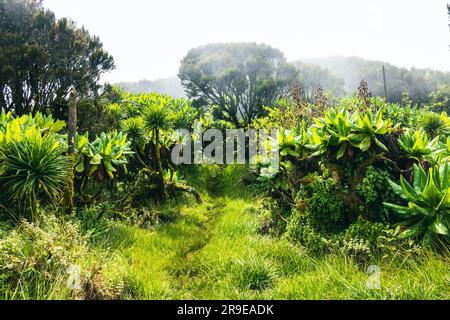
[345, 217, 386, 247]
[380, 103, 417, 128]
[179, 43, 298, 125]
[254, 96, 450, 258]
[436, 136, 450, 163]
[120, 117, 146, 151]
[310, 107, 354, 158]
[142, 99, 172, 133]
[351, 110, 391, 151]
[419, 112, 449, 138]
[0, 216, 88, 299]
[107, 103, 124, 125]
[233, 257, 276, 291]
[274, 127, 309, 159]
[340, 237, 372, 265]
[85, 131, 133, 181]
[305, 176, 345, 233]
[310, 108, 390, 159]
[0, 129, 70, 220]
[292, 171, 346, 235]
[285, 215, 331, 256]
[357, 166, 396, 219]
[0, 112, 66, 143]
[384, 163, 450, 246]
[398, 129, 439, 161]
[0, 0, 114, 117]
[430, 84, 450, 113]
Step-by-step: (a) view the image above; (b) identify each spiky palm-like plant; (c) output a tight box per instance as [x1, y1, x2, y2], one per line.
[120, 117, 147, 167]
[121, 117, 146, 151]
[0, 132, 70, 222]
[142, 98, 172, 199]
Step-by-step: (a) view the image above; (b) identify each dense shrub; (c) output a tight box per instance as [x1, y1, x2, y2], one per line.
[0, 216, 88, 299]
[285, 215, 332, 256]
[345, 216, 386, 246]
[294, 171, 346, 234]
[356, 166, 396, 221]
[253, 92, 450, 255]
[340, 237, 372, 265]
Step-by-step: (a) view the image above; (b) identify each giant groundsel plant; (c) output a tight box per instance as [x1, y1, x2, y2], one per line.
[384, 163, 450, 246]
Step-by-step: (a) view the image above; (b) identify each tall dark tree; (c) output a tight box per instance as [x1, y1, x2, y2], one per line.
[179, 43, 297, 126]
[0, 0, 114, 118]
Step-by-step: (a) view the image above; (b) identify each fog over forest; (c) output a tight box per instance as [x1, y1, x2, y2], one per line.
[118, 54, 450, 104]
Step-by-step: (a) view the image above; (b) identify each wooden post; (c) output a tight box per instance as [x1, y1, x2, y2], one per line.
[68, 87, 77, 155]
[382, 65, 388, 100]
[67, 86, 77, 213]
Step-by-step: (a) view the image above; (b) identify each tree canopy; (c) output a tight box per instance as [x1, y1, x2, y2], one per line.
[0, 0, 114, 118]
[178, 43, 298, 126]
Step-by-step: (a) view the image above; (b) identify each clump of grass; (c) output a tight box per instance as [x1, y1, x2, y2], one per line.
[233, 257, 277, 291]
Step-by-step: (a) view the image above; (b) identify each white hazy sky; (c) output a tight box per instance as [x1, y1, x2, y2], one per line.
[43, 0, 450, 83]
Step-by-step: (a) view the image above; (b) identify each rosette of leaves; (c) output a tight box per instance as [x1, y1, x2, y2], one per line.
[170, 99, 198, 130]
[73, 133, 90, 174]
[381, 103, 411, 127]
[383, 163, 450, 246]
[398, 129, 439, 162]
[349, 110, 390, 153]
[120, 117, 146, 152]
[436, 136, 450, 163]
[308, 108, 391, 160]
[142, 97, 173, 198]
[273, 128, 307, 159]
[107, 103, 124, 124]
[0, 128, 70, 221]
[309, 108, 352, 159]
[86, 131, 133, 181]
[419, 112, 449, 138]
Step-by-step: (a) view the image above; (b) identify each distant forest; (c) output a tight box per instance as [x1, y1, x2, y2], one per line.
[116, 55, 450, 106]
[116, 77, 186, 98]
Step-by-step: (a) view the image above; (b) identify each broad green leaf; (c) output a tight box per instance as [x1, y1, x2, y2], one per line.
[388, 179, 408, 199]
[431, 217, 449, 236]
[383, 202, 414, 216]
[359, 138, 371, 152]
[337, 143, 346, 159]
[400, 176, 418, 200]
[90, 154, 102, 165]
[409, 202, 435, 217]
[75, 161, 84, 173]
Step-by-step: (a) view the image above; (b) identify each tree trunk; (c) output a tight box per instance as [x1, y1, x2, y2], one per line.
[67, 86, 77, 213]
[155, 129, 168, 199]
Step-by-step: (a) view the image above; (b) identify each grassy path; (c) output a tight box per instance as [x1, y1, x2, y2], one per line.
[102, 168, 449, 300]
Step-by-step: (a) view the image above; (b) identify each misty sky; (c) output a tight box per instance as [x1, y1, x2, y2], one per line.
[43, 0, 450, 83]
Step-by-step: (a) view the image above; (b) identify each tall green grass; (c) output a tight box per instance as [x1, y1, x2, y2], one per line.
[1, 165, 448, 300]
[98, 164, 449, 299]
